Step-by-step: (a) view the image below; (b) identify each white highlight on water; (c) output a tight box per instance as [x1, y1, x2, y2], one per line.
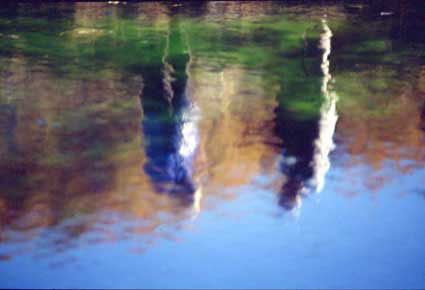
[309, 18, 339, 194]
[179, 105, 201, 159]
[179, 101, 202, 219]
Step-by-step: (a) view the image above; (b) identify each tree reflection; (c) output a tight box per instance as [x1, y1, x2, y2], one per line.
[274, 19, 338, 212]
[140, 15, 197, 207]
[274, 109, 318, 211]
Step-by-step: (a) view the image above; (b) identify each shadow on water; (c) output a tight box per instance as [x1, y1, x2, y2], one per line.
[140, 15, 195, 207]
[274, 106, 319, 211]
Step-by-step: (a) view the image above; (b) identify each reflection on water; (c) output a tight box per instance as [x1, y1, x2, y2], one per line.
[275, 18, 338, 212]
[1, 1, 425, 288]
[310, 19, 338, 194]
[140, 16, 196, 206]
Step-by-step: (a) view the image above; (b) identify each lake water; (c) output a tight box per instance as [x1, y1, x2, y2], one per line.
[1, 2, 425, 288]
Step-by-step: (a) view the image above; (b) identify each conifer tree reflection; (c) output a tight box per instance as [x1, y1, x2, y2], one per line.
[274, 101, 319, 211]
[273, 46, 321, 210]
[140, 16, 196, 207]
[275, 19, 337, 212]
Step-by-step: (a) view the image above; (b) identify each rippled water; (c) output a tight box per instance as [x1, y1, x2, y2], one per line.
[1, 2, 425, 288]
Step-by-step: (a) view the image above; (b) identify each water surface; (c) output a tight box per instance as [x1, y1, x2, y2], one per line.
[1, 2, 425, 288]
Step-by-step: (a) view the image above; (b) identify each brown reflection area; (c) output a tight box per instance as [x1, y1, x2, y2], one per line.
[188, 59, 282, 208]
[74, 3, 111, 24]
[204, 1, 346, 23]
[136, 2, 171, 22]
[0, 56, 189, 259]
[74, 2, 167, 22]
[335, 64, 425, 194]
[71, 3, 171, 39]
[205, 1, 278, 21]
[71, 3, 117, 40]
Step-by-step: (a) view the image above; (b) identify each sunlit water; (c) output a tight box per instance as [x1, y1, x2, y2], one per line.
[1, 2, 425, 288]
